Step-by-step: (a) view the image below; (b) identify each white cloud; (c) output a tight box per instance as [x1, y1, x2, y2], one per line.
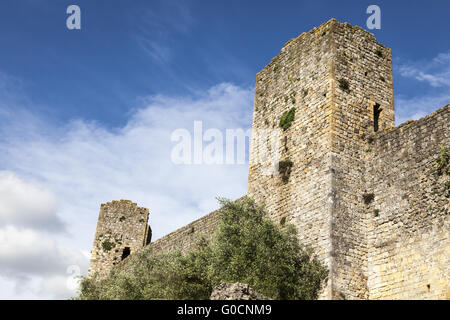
[0, 226, 86, 276]
[0, 172, 64, 231]
[0, 225, 88, 299]
[0, 82, 253, 299]
[398, 51, 450, 87]
[395, 93, 450, 125]
[395, 51, 450, 125]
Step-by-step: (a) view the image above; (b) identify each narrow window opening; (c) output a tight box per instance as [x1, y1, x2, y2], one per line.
[373, 103, 382, 132]
[426, 284, 431, 292]
[121, 247, 131, 261]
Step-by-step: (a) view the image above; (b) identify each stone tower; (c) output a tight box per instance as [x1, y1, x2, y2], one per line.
[88, 200, 151, 277]
[248, 19, 394, 299]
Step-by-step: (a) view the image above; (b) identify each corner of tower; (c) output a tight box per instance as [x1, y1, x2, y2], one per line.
[88, 200, 151, 278]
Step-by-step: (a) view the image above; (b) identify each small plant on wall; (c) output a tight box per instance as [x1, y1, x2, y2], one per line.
[279, 108, 296, 131]
[362, 193, 375, 205]
[278, 159, 294, 184]
[435, 144, 450, 195]
[338, 79, 350, 93]
[101, 238, 115, 252]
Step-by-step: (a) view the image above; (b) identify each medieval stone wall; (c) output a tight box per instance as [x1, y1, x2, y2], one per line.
[247, 19, 397, 299]
[248, 18, 335, 299]
[146, 209, 220, 255]
[365, 105, 449, 299]
[327, 20, 394, 300]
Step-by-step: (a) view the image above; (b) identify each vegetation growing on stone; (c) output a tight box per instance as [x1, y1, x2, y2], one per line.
[302, 88, 308, 97]
[101, 239, 115, 252]
[375, 49, 383, 57]
[278, 159, 294, 184]
[77, 197, 328, 300]
[435, 144, 450, 194]
[435, 145, 449, 176]
[362, 193, 375, 205]
[279, 108, 296, 130]
[338, 78, 349, 92]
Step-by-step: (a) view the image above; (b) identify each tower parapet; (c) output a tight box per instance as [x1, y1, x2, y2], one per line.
[88, 200, 151, 277]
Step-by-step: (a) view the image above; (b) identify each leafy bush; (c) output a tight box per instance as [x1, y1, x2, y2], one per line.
[77, 197, 328, 300]
[209, 198, 327, 299]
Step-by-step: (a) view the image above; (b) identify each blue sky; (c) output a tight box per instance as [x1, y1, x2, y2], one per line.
[1, 0, 449, 126]
[0, 0, 449, 299]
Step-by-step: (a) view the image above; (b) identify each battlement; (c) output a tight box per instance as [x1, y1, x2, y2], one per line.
[88, 20, 449, 299]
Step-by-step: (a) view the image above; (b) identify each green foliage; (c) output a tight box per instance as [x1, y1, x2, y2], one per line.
[338, 79, 349, 92]
[375, 49, 383, 57]
[79, 244, 213, 300]
[101, 239, 115, 252]
[78, 197, 328, 300]
[435, 145, 449, 176]
[363, 193, 375, 205]
[279, 108, 296, 131]
[278, 159, 294, 184]
[208, 197, 327, 300]
[302, 88, 308, 97]
[435, 145, 450, 195]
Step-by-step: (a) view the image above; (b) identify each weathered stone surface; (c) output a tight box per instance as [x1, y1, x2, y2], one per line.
[88, 200, 151, 277]
[210, 283, 270, 300]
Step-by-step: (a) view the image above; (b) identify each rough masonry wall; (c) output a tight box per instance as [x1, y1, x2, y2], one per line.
[89, 200, 151, 277]
[248, 18, 335, 298]
[366, 105, 450, 299]
[247, 19, 396, 299]
[147, 209, 221, 255]
[328, 21, 394, 299]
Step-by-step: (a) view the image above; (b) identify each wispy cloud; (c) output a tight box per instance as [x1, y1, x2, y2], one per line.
[398, 51, 450, 87]
[395, 51, 450, 124]
[395, 93, 450, 125]
[0, 75, 254, 298]
[132, 0, 194, 64]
